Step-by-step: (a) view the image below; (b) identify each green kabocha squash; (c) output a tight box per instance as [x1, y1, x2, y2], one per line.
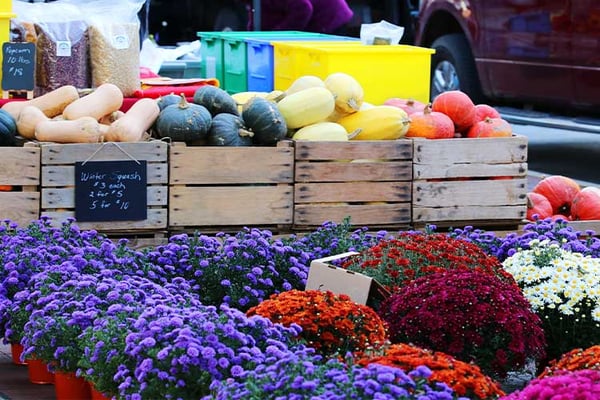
[242, 97, 287, 146]
[157, 93, 182, 111]
[155, 94, 212, 142]
[207, 113, 253, 146]
[193, 85, 239, 117]
[0, 109, 17, 146]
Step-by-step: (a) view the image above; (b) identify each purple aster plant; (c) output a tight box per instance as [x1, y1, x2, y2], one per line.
[447, 218, 600, 262]
[115, 302, 301, 399]
[204, 347, 465, 400]
[18, 265, 198, 373]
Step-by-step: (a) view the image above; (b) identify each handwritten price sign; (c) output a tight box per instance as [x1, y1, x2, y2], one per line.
[2, 42, 35, 91]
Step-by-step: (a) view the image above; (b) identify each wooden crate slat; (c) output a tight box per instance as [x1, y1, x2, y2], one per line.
[413, 205, 526, 222]
[0, 147, 40, 186]
[294, 203, 411, 226]
[414, 162, 528, 180]
[295, 160, 412, 183]
[169, 185, 293, 226]
[41, 209, 168, 230]
[169, 143, 294, 184]
[0, 192, 40, 227]
[413, 136, 528, 165]
[41, 186, 167, 209]
[40, 141, 168, 164]
[42, 163, 168, 186]
[294, 140, 413, 161]
[295, 181, 411, 203]
[413, 178, 527, 207]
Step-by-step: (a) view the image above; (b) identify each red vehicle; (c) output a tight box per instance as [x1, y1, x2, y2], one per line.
[412, 0, 600, 111]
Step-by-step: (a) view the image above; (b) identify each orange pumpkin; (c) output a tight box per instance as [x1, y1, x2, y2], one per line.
[405, 104, 455, 139]
[474, 104, 501, 122]
[532, 175, 581, 216]
[431, 90, 476, 132]
[466, 117, 512, 138]
[526, 192, 553, 221]
[0, 185, 13, 191]
[570, 186, 600, 221]
[383, 98, 426, 115]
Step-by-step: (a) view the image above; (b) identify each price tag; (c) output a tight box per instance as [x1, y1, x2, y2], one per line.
[2, 42, 35, 91]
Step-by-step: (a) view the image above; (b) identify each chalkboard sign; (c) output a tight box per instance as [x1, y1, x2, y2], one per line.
[75, 160, 147, 222]
[2, 42, 36, 91]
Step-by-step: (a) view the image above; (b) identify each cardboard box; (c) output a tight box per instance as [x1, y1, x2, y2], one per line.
[305, 252, 389, 308]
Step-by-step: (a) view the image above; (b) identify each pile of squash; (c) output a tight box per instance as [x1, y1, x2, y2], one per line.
[234, 73, 412, 142]
[1, 84, 158, 143]
[154, 85, 287, 147]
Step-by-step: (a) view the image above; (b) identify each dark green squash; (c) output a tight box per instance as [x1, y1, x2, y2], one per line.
[157, 93, 182, 111]
[192, 85, 239, 117]
[155, 95, 212, 142]
[242, 97, 287, 146]
[0, 109, 17, 146]
[207, 113, 253, 146]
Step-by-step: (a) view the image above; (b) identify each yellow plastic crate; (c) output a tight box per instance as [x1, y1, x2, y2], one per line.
[273, 42, 435, 105]
[0, 12, 17, 88]
[0, 0, 11, 13]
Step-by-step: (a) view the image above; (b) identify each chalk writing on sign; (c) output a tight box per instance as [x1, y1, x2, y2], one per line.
[2, 42, 35, 91]
[75, 160, 147, 222]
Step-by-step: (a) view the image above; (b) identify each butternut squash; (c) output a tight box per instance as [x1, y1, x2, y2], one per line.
[16, 106, 50, 139]
[338, 105, 411, 140]
[324, 72, 364, 115]
[277, 86, 335, 129]
[35, 117, 102, 143]
[99, 110, 125, 125]
[62, 83, 124, 121]
[105, 98, 160, 142]
[1, 85, 79, 119]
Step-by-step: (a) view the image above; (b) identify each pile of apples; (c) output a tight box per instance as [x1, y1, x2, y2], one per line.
[527, 175, 600, 221]
[384, 90, 512, 139]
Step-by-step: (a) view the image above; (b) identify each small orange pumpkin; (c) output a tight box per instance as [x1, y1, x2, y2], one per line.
[466, 117, 512, 138]
[383, 98, 426, 115]
[532, 175, 581, 216]
[431, 90, 476, 132]
[405, 104, 455, 139]
[570, 186, 600, 221]
[526, 192, 553, 221]
[474, 104, 501, 122]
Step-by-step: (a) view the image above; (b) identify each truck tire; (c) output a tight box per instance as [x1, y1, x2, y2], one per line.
[430, 33, 484, 103]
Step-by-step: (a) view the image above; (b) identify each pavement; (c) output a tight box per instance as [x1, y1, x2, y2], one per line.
[0, 343, 55, 400]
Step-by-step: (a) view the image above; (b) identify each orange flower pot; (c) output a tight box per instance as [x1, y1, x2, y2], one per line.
[10, 342, 27, 366]
[54, 371, 91, 400]
[90, 384, 113, 400]
[27, 358, 54, 384]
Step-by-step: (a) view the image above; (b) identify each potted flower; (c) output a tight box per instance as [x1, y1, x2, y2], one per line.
[247, 289, 388, 357]
[204, 346, 464, 400]
[379, 270, 546, 379]
[500, 369, 600, 399]
[341, 232, 515, 294]
[502, 239, 600, 363]
[111, 303, 301, 399]
[356, 343, 506, 399]
[449, 218, 600, 262]
[538, 345, 600, 378]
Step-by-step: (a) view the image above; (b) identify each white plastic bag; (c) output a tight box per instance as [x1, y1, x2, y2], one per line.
[360, 20, 405, 45]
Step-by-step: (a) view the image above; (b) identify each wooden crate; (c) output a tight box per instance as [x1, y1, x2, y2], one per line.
[169, 141, 294, 233]
[412, 135, 528, 228]
[0, 145, 40, 227]
[293, 140, 413, 229]
[39, 141, 168, 232]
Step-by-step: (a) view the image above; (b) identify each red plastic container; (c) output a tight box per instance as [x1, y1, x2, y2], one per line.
[54, 371, 91, 400]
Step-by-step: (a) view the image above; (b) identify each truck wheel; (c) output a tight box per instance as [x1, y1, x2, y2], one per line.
[430, 33, 484, 103]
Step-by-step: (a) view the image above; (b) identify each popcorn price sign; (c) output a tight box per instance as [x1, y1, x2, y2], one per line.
[2, 42, 35, 92]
